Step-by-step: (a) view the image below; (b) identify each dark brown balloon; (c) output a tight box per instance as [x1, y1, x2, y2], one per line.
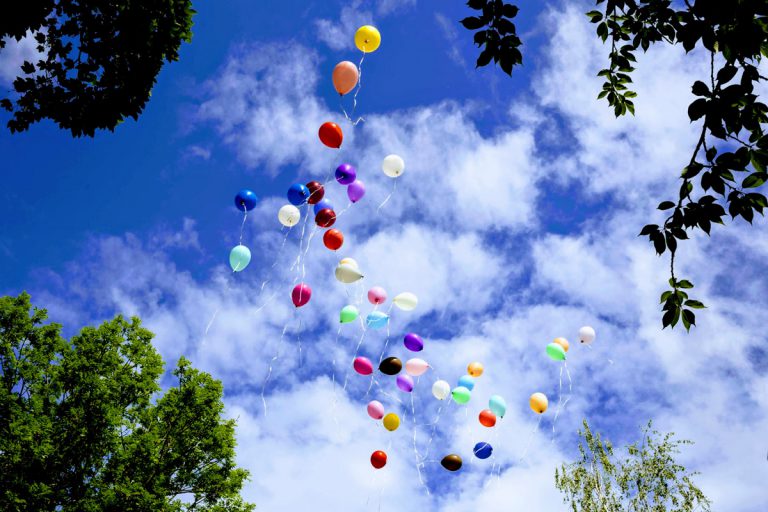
[315, 208, 336, 228]
[306, 181, 325, 204]
[441, 454, 462, 472]
[378, 356, 402, 376]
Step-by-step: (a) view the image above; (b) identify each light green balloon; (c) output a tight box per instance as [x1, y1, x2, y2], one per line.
[339, 305, 359, 323]
[451, 386, 471, 405]
[546, 342, 567, 361]
[229, 245, 251, 272]
[488, 394, 507, 418]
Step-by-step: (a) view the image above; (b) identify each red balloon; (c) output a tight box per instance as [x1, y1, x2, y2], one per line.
[323, 229, 344, 250]
[370, 450, 387, 469]
[291, 283, 311, 308]
[306, 181, 325, 204]
[315, 208, 336, 228]
[319, 122, 343, 148]
[479, 409, 497, 427]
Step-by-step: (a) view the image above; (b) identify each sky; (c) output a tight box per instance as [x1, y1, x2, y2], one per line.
[2, 0, 768, 510]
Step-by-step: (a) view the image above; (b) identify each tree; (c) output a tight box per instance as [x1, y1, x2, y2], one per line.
[0, 293, 255, 512]
[0, 0, 195, 136]
[555, 419, 711, 512]
[459, 0, 768, 331]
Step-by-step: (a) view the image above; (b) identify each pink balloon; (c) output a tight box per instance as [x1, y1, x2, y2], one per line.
[405, 358, 429, 376]
[332, 61, 359, 95]
[367, 286, 387, 305]
[347, 180, 366, 203]
[396, 374, 414, 393]
[367, 400, 385, 420]
[291, 283, 311, 308]
[354, 356, 374, 375]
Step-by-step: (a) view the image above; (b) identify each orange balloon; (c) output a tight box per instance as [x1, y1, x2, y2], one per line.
[332, 61, 359, 95]
[479, 409, 497, 427]
[319, 122, 343, 148]
[323, 229, 344, 250]
[554, 337, 569, 352]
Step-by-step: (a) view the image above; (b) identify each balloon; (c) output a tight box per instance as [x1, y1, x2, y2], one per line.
[291, 283, 311, 308]
[366, 311, 389, 330]
[306, 181, 325, 204]
[451, 386, 471, 404]
[405, 358, 429, 376]
[379, 357, 402, 376]
[319, 122, 343, 148]
[278, 204, 301, 227]
[371, 450, 387, 469]
[488, 395, 507, 418]
[441, 454, 462, 472]
[354, 357, 374, 376]
[332, 61, 359, 95]
[229, 245, 251, 272]
[383, 413, 400, 432]
[546, 342, 567, 361]
[530, 392, 548, 414]
[479, 409, 497, 427]
[468, 362, 484, 377]
[335, 163, 357, 185]
[315, 208, 336, 228]
[355, 25, 381, 53]
[323, 229, 344, 251]
[335, 263, 364, 283]
[396, 374, 414, 392]
[339, 257, 358, 269]
[368, 286, 387, 305]
[392, 292, 418, 311]
[457, 375, 476, 391]
[367, 400, 385, 420]
[287, 183, 310, 206]
[473, 442, 493, 460]
[235, 189, 258, 211]
[382, 154, 405, 178]
[579, 326, 596, 345]
[432, 380, 451, 400]
[347, 180, 366, 203]
[314, 198, 334, 215]
[340, 305, 359, 323]
[403, 333, 424, 352]
[554, 337, 570, 352]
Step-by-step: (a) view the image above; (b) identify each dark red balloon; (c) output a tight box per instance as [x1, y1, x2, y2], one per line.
[306, 181, 325, 204]
[479, 409, 497, 427]
[323, 229, 344, 250]
[319, 122, 343, 148]
[371, 450, 387, 469]
[315, 208, 336, 228]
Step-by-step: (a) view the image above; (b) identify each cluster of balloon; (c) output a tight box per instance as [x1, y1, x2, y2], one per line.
[333, 25, 381, 124]
[229, 189, 258, 272]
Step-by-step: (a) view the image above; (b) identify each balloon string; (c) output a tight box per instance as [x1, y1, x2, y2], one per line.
[519, 414, 543, 465]
[411, 383, 431, 496]
[261, 319, 292, 416]
[296, 313, 303, 368]
[341, 50, 366, 125]
[238, 208, 248, 246]
[376, 303, 395, 364]
[376, 178, 397, 215]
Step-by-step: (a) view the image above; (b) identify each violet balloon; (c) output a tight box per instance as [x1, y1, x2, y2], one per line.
[396, 374, 414, 393]
[403, 333, 424, 352]
[335, 163, 357, 185]
[347, 180, 366, 203]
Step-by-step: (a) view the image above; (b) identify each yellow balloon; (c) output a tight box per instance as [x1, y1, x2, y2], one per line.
[530, 392, 548, 414]
[355, 25, 381, 53]
[383, 412, 400, 431]
[467, 362, 484, 377]
[553, 337, 569, 352]
[339, 257, 358, 269]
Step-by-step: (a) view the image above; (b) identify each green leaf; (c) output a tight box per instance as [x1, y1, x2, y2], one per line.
[687, 98, 708, 121]
[742, 172, 767, 188]
[682, 309, 696, 330]
[677, 280, 694, 289]
[691, 80, 709, 96]
[658, 201, 676, 210]
[461, 16, 486, 30]
[684, 300, 706, 309]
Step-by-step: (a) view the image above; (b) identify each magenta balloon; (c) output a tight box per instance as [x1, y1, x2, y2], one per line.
[291, 283, 311, 308]
[367, 400, 385, 420]
[396, 374, 414, 393]
[367, 286, 387, 305]
[354, 357, 374, 375]
[347, 180, 366, 203]
[403, 333, 424, 352]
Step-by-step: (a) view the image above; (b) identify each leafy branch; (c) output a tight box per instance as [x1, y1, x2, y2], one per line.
[460, 0, 522, 75]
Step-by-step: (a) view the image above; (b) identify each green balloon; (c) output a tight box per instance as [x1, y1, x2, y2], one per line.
[339, 305, 359, 323]
[546, 342, 566, 361]
[451, 386, 471, 404]
[229, 245, 251, 272]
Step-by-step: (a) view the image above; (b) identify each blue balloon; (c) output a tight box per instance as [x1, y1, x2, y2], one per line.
[287, 183, 310, 206]
[235, 189, 258, 211]
[457, 375, 476, 391]
[366, 311, 389, 330]
[488, 395, 507, 418]
[314, 198, 334, 214]
[473, 442, 493, 460]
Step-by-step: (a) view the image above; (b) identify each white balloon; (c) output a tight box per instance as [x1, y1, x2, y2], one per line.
[335, 263, 364, 283]
[392, 292, 418, 311]
[432, 379, 451, 400]
[382, 154, 405, 178]
[278, 204, 301, 227]
[405, 358, 429, 376]
[579, 325, 596, 345]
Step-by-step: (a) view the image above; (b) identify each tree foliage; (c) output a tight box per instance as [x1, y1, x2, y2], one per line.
[459, 0, 768, 331]
[0, 293, 254, 512]
[460, 0, 522, 75]
[555, 419, 711, 512]
[0, 0, 195, 136]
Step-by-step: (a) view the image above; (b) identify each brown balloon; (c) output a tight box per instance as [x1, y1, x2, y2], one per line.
[441, 454, 462, 472]
[378, 356, 402, 376]
[323, 229, 344, 251]
[306, 181, 325, 204]
[315, 208, 336, 228]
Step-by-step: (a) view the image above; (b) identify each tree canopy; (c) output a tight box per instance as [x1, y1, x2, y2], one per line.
[0, 293, 254, 512]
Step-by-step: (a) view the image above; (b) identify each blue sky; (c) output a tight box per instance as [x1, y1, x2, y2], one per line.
[2, 1, 768, 510]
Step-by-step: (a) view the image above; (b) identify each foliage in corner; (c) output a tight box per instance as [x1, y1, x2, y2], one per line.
[460, 0, 522, 75]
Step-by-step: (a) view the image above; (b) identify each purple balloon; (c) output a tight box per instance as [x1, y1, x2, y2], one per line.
[347, 180, 366, 203]
[396, 374, 414, 393]
[403, 333, 424, 352]
[335, 164, 357, 185]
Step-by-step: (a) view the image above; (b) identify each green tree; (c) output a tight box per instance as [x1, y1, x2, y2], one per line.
[459, 0, 768, 331]
[555, 419, 711, 512]
[0, 293, 255, 512]
[0, 0, 195, 136]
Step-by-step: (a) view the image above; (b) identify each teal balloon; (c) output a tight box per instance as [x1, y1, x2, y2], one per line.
[229, 245, 251, 272]
[488, 395, 507, 418]
[457, 375, 475, 391]
[340, 305, 359, 323]
[546, 342, 567, 361]
[366, 311, 389, 330]
[451, 386, 471, 404]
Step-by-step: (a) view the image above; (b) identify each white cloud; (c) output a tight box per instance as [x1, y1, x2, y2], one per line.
[0, 31, 45, 85]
